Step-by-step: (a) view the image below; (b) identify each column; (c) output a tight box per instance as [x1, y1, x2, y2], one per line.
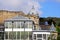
[28, 22, 29, 40]
[36, 34, 37, 40]
[16, 22, 17, 28]
[16, 22, 17, 40]
[16, 31, 17, 40]
[32, 33, 34, 40]
[8, 32, 9, 40]
[42, 34, 43, 40]
[4, 32, 5, 40]
[8, 22, 9, 40]
[20, 22, 21, 40]
[46, 34, 47, 40]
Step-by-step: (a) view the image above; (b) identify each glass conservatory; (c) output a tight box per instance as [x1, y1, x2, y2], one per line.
[4, 16, 57, 40]
[4, 16, 33, 40]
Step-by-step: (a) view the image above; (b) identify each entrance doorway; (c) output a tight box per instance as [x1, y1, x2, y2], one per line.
[32, 32, 50, 40]
[33, 34, 47, 40]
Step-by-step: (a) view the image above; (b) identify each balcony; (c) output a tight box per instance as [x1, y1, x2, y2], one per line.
[32, 25, 51, 31]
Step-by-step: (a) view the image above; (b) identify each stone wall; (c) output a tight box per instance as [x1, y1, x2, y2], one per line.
[0, 10, 39, 27]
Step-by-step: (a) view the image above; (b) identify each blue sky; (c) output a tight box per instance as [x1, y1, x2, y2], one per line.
[0, 0, 60, 17]
[40, 1, 60, 17]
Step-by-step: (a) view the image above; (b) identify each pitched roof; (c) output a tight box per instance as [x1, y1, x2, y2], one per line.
[5, 15, 32, 22]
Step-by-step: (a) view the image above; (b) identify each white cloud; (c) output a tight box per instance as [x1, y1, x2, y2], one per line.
[55, 0, 60, 2]
[0, 0, 42, 15]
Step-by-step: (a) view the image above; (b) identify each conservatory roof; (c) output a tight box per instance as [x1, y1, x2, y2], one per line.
[5, 15, 32, 22]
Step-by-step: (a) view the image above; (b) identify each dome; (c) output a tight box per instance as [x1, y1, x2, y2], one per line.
[29, 6, 39, 16]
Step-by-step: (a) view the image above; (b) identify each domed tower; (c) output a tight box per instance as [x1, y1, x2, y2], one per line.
[28, 6, 40, 30]
[29, 6, 39, 17]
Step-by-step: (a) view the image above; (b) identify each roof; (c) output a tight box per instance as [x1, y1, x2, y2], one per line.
[50, 22, 56, 31]
[5, 15, 32, 22]
[39, 22, 56, 32]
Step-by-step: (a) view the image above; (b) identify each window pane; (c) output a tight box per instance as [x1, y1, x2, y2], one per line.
[37, 34, 42, 38]
[25, 32, 28, 39]
[29, 22, 32, 28]
[13, 22, 16, 28]
[29, 32, 32, 40]
[21, 32, 24, 40]
[25, 22, 28, 28]
[34, 34, 36, 39]
[16, 22, 20, 28]
[9, 32, 12, 39]
[21, 31, 28, 40]
[5, 32, 8, 39]
[37, 39, 42, 40]
[9, 32, 16, 39]
[8, 22, 12, 28]
[0, 32, 4, 40]
[43, 34, 46, 40]
[13, 32, 16, 39]
[5, 22, 8, 28]
[20, 22, 24, 28]
[25, 22, 32, 28]
[17, 32, 20, 39]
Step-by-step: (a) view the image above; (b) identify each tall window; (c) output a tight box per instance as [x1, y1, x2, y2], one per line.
[17, 22, 20, 28]
[13, 22, 17, 28]
[5, 32, 8, 39]
[24, 22, 32, 28]
[17, 32, 20, 39]
[8, 22, 12, 28]
[5, 22, 8, 28]
[20, 22, 24, 28]
[29, 22, 32, 28]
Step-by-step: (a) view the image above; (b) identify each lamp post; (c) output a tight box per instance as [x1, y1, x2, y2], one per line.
[12, 21, 14, 40]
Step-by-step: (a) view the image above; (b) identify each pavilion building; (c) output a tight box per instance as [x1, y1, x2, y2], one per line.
[4, 6, 57, 40]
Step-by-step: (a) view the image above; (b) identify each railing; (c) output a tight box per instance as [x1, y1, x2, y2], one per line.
[32, 25, 51, 31]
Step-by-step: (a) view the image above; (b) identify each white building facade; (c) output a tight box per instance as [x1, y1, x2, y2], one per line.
[4, 16, 33, 40]
[4, 6, 57, 40]
[4, 16, 57, 40]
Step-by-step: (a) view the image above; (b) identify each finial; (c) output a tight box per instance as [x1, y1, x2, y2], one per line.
[32, 5, 35, 9]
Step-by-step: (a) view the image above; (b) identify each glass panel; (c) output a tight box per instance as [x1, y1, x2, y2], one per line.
[0, 32, 4, 40]
[5, 32, 8, 39]
[25, 32, 28, 39]
[13, 22, 16, 28]
[8, 22, 12, 28]
[37, 39, 42, 40]
[29, 32, 32, 40]
[25, 22, 28, 28]
[25, 22, 32, 28]
[0, 29, 4, 31]
[43, 34, 46, 40]
[9, 32, 12, 39]
[37, 34, 42, 38]
[21, 31, 28, 40]
[17, 32, 20, 39]
[34, 34, 36, 39]
[13, 32, 16, 39]
[29, 22, 32, 28]
[5, 22, 8, 28]
[20, 22, 24, 28]
[9, 32, 16, 39]
[16, 22, 20, 28]
[21, 32, 24, 40]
